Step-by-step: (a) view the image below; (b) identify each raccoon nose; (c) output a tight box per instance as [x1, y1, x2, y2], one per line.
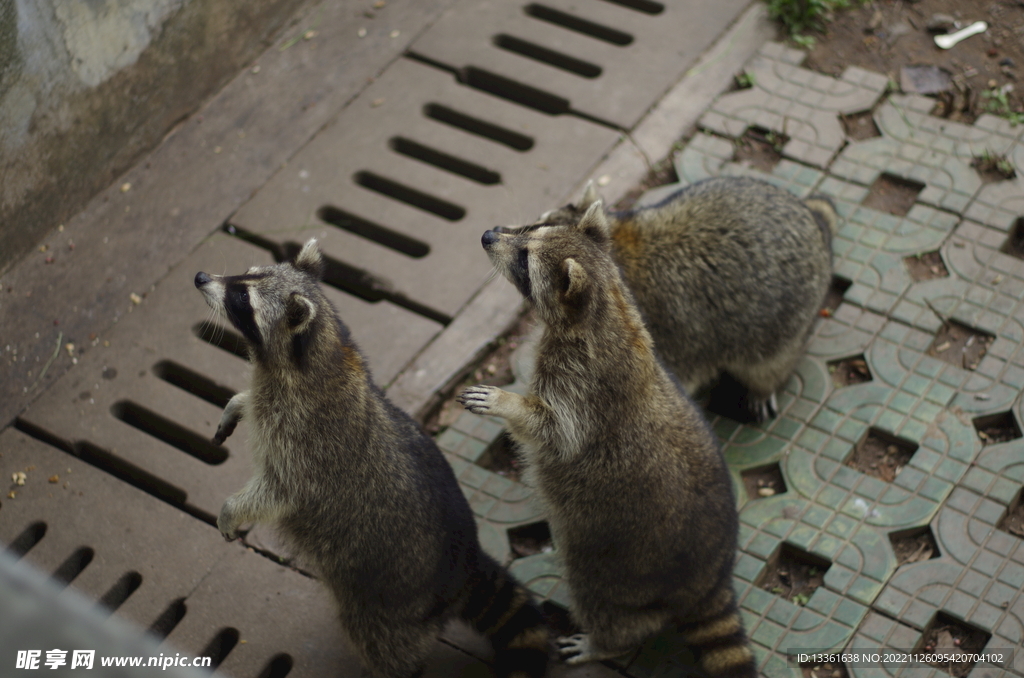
[481, 230, 500, 248]
[194, 271, 212, 288]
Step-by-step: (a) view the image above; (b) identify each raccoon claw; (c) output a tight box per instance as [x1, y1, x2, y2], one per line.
[750, 393, 779, 423]
[456, 385, 499, 416]
[557, 633, 619, 665]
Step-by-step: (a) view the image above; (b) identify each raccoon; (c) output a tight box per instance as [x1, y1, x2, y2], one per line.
[457, 205, 756, 678]
[194, 240, 549, 678]
[503, 175, 838, 422]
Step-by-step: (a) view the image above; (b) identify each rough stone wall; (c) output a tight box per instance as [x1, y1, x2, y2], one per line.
[0, 0, 309, 275]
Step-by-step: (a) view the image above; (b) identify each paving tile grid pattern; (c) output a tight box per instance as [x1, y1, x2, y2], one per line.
[441, 42, 1024, 678]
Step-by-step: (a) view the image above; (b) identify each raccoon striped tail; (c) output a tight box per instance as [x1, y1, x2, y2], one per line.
[460, 553, 550, 678]
[678, 589, 757, 678]
[803, 195, 839, 249]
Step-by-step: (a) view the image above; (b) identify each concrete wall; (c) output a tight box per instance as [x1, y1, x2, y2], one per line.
[0, 0, 309, 275]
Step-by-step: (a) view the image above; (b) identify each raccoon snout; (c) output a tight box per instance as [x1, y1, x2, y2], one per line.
[481, 230, 501, 249]
[194, 271, 212, 288]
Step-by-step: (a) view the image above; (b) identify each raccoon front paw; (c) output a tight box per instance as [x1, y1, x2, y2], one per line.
[749, 392, 779, 423]
[556, 634, 621, 665]
[217, 500, 241, 542]
[212, 418, 238, 445]
[456, 385, 502, 416]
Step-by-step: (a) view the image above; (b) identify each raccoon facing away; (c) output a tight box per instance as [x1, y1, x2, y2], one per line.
[503, 175, 837, 422]
[457, 206, 756, 678]
[195, 240, 549, 678]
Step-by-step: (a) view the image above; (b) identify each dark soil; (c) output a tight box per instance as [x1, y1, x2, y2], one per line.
[1000, 217, 1024, 259]
[822, 276, 853, 315]
[972, 151, 1018, 182]
[904, 250, 950, 281]
[507, 521, 553, 559]
[997, 490, 1024, 537]
[862, 173, 924, 216]
[840, 109, 882, 140]
[761, 545, 829, 606]
[802, 661, 849, 678]
[733, 127, 789, 173]
[741, 463, 787, 501]
[846, 430, 917, 483]
[927, 322, 994, 370]
[828, 355, 873, 387]
[890, 527, 940, 565]
[423, 311, 535, 435]
[801, 0, 1024, 126]
[972, 411, 1023, 444]
[918, 613, 991, 677]
[475, 431, 523, 482]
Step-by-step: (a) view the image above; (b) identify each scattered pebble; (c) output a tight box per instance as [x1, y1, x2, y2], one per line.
[48, 475, 59, 483]
[12, 471, 27, 485]
[358, 27, 367, 38]
[303, 29, 317, 40]
[371, 98, 385, 107]
[597, 174, 611, 186]
[389, 29, 400, 38]
[120, 182, 131, 193]
[129, 293, 142, 305]
[757, 487, 776, 497]
[251, 65, 260, 74]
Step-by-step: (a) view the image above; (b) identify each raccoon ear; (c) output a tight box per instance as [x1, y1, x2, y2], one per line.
[575, 200, 610, 245]
[560, 258, 589, 302]
[294, 239, 325, 280]
[579, 181, 600, 210]
[286, 293, 317, 333]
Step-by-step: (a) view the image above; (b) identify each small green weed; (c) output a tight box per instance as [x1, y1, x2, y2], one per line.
[765, 0, 857, 46]
[981, 86, 1024, 127]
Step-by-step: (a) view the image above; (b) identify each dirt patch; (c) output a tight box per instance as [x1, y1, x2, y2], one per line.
[904, 250, 949, 281]
[917, 613, 991, 677]
[840, 110, 882, 140]
[846, 429, 918, 483]
[822, 276, 853, 315]
[972, 411, 1022, 445]
[998, 489, 1024, 537]
[508, 521, 553, 559]
[890, 527, 940, 566]
[927, 321, 994, 370]
[760, 544, 830, 607]
[423, 311, 535, 435]
[475, 431, 523, 482]
[800, 0, 1024, 126]
[862, 173, 924, 216]
[972, 151, 1018, 183]
[733, 127, 789, 173]
[828, 355, 873, 387]
[802, 661, 849, 678]
[741, 463, 787, 501]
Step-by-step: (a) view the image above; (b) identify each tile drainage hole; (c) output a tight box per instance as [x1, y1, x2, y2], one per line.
[353, 171, 466, 221]
[888, 525, 940, 566]
[97, 570, 143, 616]
[524, 4, 633, 46]
[257, 653, 294, 678]
[492, 34, 603, 79]
[1000, 216, 1024, 260]
[201, 627, 240, 670]
[388, 137, 501, 185]
[153, 360, 235, 409]
[915, 611, 991, 677]
[827, 354, 872, 388]
[758, 543, 831, 607]
[821, 275, 851, 315]
[741, 463, 787, 501]
[110, 400, 228, 466]
[972, 410, 1022, 445]
[598, 0, 664, 14]
[459, 65, 570, 116]
[148, 598, 187, 640]
[997, 485, 1024, 539]
[422, 103, 534, 151]
[316, 205, 430, 258]
[846, 428, 918, 484]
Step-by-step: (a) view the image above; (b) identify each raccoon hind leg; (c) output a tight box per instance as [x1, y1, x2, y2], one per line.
[343, 613, 439, 678]
[558, 605, 672, 665]
[678, 586, 756, 678]
[709, 336, 805, 423]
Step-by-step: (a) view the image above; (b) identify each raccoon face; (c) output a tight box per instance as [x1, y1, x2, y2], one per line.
[195, 239, 326, 362]
[482, 201, 612, 322]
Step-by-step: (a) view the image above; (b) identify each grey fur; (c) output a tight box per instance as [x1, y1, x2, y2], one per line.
[460, 207, 756, 677]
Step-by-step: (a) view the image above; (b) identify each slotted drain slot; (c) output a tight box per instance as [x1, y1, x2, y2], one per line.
[317, 206, 430, 258]
[389, 137, 502, 185]
[600, 0, 664, 14]
[14, 419, 195, 516]
[193, 322, 248, 360]
[110, 401, 228, 466]
[524, 4, 633, 45]
[493, 34, 602, 79]
[148, 598, 187, 640]
[6, 521, 47, 558]
[52, 547, 94, 589]
[97, 571, 143, 616]
[257, 654, 293, 678]
[202, 627, 240, 670]
[153, 360, 235, 409]
[354, 171, 466, 221]
[460, 66, 571, 115]
[423, 104, 534, 151]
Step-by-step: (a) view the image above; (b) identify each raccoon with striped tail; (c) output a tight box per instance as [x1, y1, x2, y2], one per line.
[195, 239, 549, 678]
[457, 205, 756, 678]
[506, 175, 838, 423]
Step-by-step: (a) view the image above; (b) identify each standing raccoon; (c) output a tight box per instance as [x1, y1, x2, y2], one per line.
[194, 240, 549, 678]
[503, 175, 837, 422]
[457, 205, 756, 678]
